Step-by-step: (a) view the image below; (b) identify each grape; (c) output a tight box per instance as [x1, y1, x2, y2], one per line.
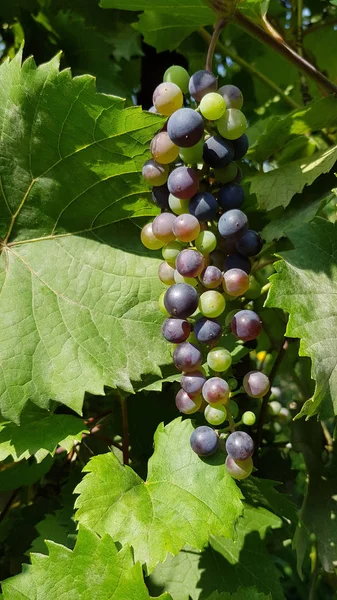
[179, 139, 204, 164]
[203, 135, 234, 169]
[152, 184, 170, 210]
[202, 377, 230, 404]
[224, 253, 251, 274]
[217, 84, 243, 110]
[218, 183, 244, 211]
[164, 283, 199, 318]
[150, 131, 179, 164]
[189, 70, 217, 101]
[223, 268, 250, 297]
[195, 231, 217, 256]
[152, 212, 176, 243]
[226, 431, 254, 460]
[228, 399, 239, 419]
[213, 163, 238, 185]
[243, 370, 270, 398]
[279, 407, 290, 422]
[207, 347, 232, 372]
[225, 455, 253, 479]
[218, 209, 248, 242]
[199, 290, 226, 318]
[232, 134, 249, 160]
[173, 342, 202, 372]
[199, 265, 222, 289]
[190, 425, 218, 456]
[158, 290, 169, 315]
[218, 237, 237, 255]
[153, 81, 183, 116]
[204, 402, 227, 425]
[141, 222, 165, 250]
[168, 166, 199, 199]
[189, 191, 218, 222]
[172, 213, 200, 242]
[217, 109, 247, 140]
[158, 261, 175, 285]
[194, 317, 222, 345]
[161, 318, 191, 343]
[162, 241, 184, 266]
[175, 388, 202, 414]
[176, 248, 204, 278]
[174, 270, 198, 287]
[242, 411, 256, 426]
[164, 65, 190, 94]
[269, 400, 282, 416]
[236, 230, 263, 257]
[231, 310, 262, 341]
[181, 370, 206, 396]
[167, 108, 204, 148]
[200, 92, 226, 120]
[168, 194, 190, 215]
[142, 159, 169, 186]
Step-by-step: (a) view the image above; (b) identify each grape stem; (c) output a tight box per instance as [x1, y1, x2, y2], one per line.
[119, 394, 130, 465]
[205, 18, 227, 72]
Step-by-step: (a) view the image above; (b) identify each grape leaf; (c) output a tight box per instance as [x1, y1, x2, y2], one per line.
[99, 0, 214, 23]
[240, 477, 298, 523]
[237, 0, 270, 24]
[75, 418, 243, 572]
[266, 218, 337, 418]
[133, 12, 198, 52]
[2, 526, 172, 600]
[0, 50, 172, 422]
[206, 589, 272, 600]
[0, 456, 53, 491]
[250, 145, 337, 211]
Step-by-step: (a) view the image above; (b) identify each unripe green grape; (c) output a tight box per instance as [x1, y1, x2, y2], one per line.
[158, 261, 175, 285]
[204, 402, 227, 425]
[200, 92, 226, 120]
[142, 159, 169, 186]
[228, 399, 239, 419]
[207, 347, 232, 372]
[158, 291, 169, 315]
[163, 65, 190, 94]
[162, 241, 184, 266]
[279, 407, 290, 423]
[242, 411, 256, 426]
[225, 455, 253, 480]
[217, 109, 247, 140]
[228, 378, 238, 391]
[195, 231, 217, 255]
[199, 290, 226, 318]
[168, 194, 190, 215]
[179, 139, 204, 164]
[268, 400, 282, 416]
[214, 163, 238, 184]
[174, 270, 198, 287]
[141, 222, 165, 250]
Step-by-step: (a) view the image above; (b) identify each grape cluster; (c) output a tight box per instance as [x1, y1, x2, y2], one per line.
[141, 65, 270, 480]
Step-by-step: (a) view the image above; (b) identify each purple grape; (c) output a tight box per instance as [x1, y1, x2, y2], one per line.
[194, 317, 222, 345]
[161, 318, 191, 343]
[181, 370, 206, 396]
[202, 377, 229, 404]
[175, 388, 201, 414]
[167, 108, 204, 148]
[189, 191, 218, 222]
[173, 342, 202, 372]
[200, 265, 222, 289]
[231, 310, 262, 341]
[189, 70, 217, 101]
[223, 268, 250, 297]
[152, 212, 176, 243]
[164, 283, 199, 318]
[218, 209, 248, 242]
[232, 134, 249, 160]
[225, 455, 253, 479]
[203, 136, 234, 169]
[236, 230, 263, 257]
[226, 431, 254, 460]
[168, 166, 199, 200]
[190, 426, 218, 456]
[223, 253, 251, 274]
[243, 370, 270, 398]
[176, 249, 204, 277]
[218, 183, 244, 211]
[152, 184, 170, 209]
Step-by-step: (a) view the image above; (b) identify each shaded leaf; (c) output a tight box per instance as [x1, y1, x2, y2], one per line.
[99, 0, 214, 23]
[133, 12, 197, 52]
[0, 456, 53, 491]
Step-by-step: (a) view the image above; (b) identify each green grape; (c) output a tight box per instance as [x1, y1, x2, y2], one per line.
[168, 194, 190, 215]
[227, 378, 238, 391]
[174, 270, 198, 287]
[195, 230, 217, 255]
[162, 241, 184, 266]
[242, 411, 256, 426]
[141, 222, 165, 250]
[204, 402, 227, 425]
[179, 139, 204, 164]
[200, 92, 226, 120]
[158, 290, 169, 315]
[199, 290, 226, 318]
[228, 399, 239, 419]
[207, 347, 232, 372]
[214, 163, 238, 184]
[225, 456, 253, 480]
[163, 65, 190, 94]
[217, 109, 247, 140]
[268, 400, 282, 416]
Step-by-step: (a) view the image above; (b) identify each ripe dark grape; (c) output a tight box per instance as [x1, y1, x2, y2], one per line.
[189, 191, 218, 222]
[226, 431, 254, 460]
[190, 426, 218, 457]
[223, 268, 250, 297]
[218, 209, 248, 242]
[172, 214, 200, 242]
[225, 455, 253, 479]
[175, 388, 202, 414]
[168, 166, 199, 199]
[199, 266, 222, 289]
[232, 133, 249, 160]
[152, 184, 170, 210]
[231, 310, 262, 341]
[152, 212, 176, 243]
[161, 318, 191, 343]
[243, 370, 270, 398]
[218, 84, 243, 109]
[173, 342, 202, 372]
[218, 183, 244, 211]
[194, 317, 222, 345]
[176, 248, 204, 278]
[181, 370, 206, 396]
[167, 108, 204, 148]
[223, 253, 251, 274]
[164, 283, 199, 318]
[189, 70, 217, 101]
[203, 136, 234, 169]
[236, 230, 263, 257]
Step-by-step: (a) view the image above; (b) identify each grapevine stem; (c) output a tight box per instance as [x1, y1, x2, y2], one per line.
[205, 18, 227, 72]
[120, 395, 129, 465]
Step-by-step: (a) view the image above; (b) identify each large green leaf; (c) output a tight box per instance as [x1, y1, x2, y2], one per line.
[2, 526, 172, 600]
[75, 418, 243, 572]
[100, 0, 214, 23]
[133, 12, 198, 52]
[266, 218, 337, 418]
[206, 590, 272, 600]
[0, 50, 171, 422]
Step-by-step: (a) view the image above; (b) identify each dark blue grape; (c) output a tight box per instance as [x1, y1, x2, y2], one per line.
[176, 249, 204, 277]
[161, 318, 191, 343]
[190, 426, 218, 456]
[203, 136, 234, 169]
[189, 191, 218, 222]
[236, 230, 263, 257]
[218, 209, 248, 241]
[164, 283, 199, 318]
[181, 370, 206, 396]
[194, 317, 222, 345]
[173, 342, 202, 372]
[218, 183, 244, 211]
[168, 166, 199, 200]
[226, 431, 254, 460]
[167, 108, 204, 148]
[152, 184, 170, 209]
[189, 70, 217, 101]
[232, 134, 249, 160]
[223, 253, 251, 274]
[231, 310, 262, 341]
